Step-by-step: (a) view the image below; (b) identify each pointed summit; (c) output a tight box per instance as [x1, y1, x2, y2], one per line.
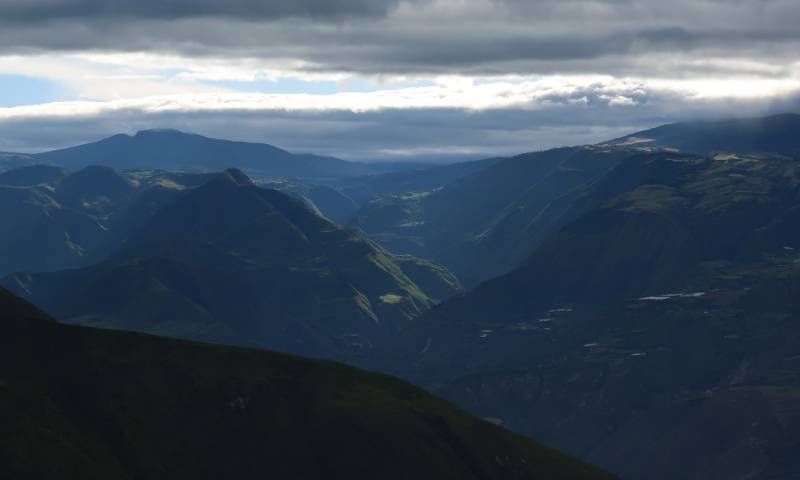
[134, 128, 188, 137]
[221, 168, 255, 187]
[53, 165, 135, 209]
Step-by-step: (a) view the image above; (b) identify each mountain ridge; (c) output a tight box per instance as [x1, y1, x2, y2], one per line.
[0, 286, 615, 480]
[3, 168, 462, 365]
[607, 113, 800, 156]
[31, 129, 370, 179]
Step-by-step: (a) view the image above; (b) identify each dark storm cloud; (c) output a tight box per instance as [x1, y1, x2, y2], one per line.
[0, 0, 401, 21]
[0, 0, 798, 76]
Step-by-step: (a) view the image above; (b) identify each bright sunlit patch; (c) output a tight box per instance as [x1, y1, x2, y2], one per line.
[379, 294, 403, 304]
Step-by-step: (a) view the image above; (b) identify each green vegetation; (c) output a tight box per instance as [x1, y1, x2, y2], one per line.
[608, 185, 689, 213]
[380, 294, 403, 304]
[0, 288, 614, 480]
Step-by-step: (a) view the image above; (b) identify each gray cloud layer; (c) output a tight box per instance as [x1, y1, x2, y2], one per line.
[1, 0, 798, 76]
[1, 0, 798, 160]
[0, 0, 402, 21]
[3, 86, 798, 160]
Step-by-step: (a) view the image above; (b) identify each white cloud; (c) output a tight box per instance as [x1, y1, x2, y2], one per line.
[0, 54, 230, 100]
[3, 74, 798, 121]
[1, 73, 798, 159]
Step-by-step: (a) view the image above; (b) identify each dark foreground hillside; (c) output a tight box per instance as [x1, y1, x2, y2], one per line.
[0, 288, 613, 480]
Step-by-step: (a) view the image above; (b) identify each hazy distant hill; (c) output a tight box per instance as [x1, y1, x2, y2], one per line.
[257, 177, 362, 224]
[607, 113, 800, 156]
[255, 156, 501, 225]
[350, 146, 643, 286]
[0, 166, 214, 277]
[32, 129, 373, 179]
[337, 156, 502, 205]
[0, 152, 35, 172]
[0, 287, 613, 480]
[0, 164, 70, 186]
[0, 181, 112, 276]
[3, 169, 461, 365]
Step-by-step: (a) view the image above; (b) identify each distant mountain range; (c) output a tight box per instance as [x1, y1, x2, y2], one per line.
[11, 129, 431, 180]
[2, 168, 460, 365]
[0, 287, 613, 480]
[0, 129, 499, 223]
[4, 112, 800, 479]
[349, 146, 647, 286]
[27, 129, 368, 179]
[347, 114, 800, 287]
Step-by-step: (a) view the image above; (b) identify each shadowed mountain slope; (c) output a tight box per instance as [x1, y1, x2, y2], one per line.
[0, 166, 216, 277]
[0, 182, 111, 276]
[257, 178, 362, 224]
[0, 164, 70, 187]
[351, 146, 645, 286]
[254, 156, 501, 227]
[0, 287, 614, 480]
[396, 150, 800, 480]
[3, 169, 461, 365]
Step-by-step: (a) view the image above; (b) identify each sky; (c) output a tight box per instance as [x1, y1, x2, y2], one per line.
[1, 0, 799, 161]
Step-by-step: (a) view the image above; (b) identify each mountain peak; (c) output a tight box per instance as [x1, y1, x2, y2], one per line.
[201, 168, 255, 191]
[32, 129, 369, 178]
[221, 168, 255, 186]
[133, 128, 192, 137]
[65, 165, 135, 189]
